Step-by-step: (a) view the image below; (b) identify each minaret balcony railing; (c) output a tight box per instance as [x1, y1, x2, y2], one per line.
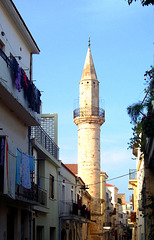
[73, 107, 105, 119]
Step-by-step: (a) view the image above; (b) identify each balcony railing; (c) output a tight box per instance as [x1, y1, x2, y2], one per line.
[0, 49, 41, 125]
[0, 48, 12, 68]
[73, 107, 105, 119]
[60, 200, 90, 220]
[31, 126, 59, 160]
[129, 169, 137, 180]
[15, 182, 47, 206]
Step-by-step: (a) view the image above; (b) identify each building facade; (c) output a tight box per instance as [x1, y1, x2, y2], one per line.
[0, 0, 42, 239]
[59, 163, 91, 240]
[41, 113, 58, 145]
[31, 125, 60, 240]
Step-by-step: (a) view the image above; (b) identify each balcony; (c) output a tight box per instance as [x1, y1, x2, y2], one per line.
[129, 169, 137, 180]
[15, 182, 47, 206]
[0, 169, 47, 206]
[0, 49, 41, 126]
[128, 169, 137, 190]
[31, 126, 59, 160]
[60, 200, 90, 222]
[73, 107, 105, 119]
[73, 107, 105, 125]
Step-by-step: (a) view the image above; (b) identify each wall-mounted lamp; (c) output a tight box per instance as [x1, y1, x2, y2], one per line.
[1, 31, 5, 36]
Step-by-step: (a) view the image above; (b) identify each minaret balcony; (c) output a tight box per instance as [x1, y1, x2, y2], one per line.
[73, 107, 105, 125]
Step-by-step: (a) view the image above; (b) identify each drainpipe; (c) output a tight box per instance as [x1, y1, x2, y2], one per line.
[30, 53, 32, 81]
[59, 216, 61, 240]
[28, 126, 31, 155]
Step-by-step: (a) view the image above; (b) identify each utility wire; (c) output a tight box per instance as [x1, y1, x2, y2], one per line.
[32, 169, 143, 188]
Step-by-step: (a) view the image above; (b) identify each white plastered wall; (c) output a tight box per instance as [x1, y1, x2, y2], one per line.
[0, 102, 28, 152]
[0, 4, 31, 78]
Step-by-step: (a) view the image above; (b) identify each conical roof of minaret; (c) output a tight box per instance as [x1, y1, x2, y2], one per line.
[81, 46, 98, 81]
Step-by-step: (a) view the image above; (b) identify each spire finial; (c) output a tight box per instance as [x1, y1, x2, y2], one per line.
[88, 37, 91, 48]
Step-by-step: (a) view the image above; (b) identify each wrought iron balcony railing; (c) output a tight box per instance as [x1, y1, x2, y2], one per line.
[15, 182, 47, 206]
[31, 126, 59, 160]
[60, 200, 90, 220]
[0, 48, 12, 68]
[73, 107, 105, 119]
[129, 169, 137, 180]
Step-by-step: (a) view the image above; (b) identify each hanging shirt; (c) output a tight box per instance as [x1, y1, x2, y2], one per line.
[15, 66, 21, 92]
[22, 152, 31, 189]
[4, 137, 17, 199]
[29, 155, 35, 172]
[16, 148, 22, 185]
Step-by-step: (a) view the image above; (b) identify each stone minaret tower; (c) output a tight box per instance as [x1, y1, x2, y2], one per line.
[73, 40, 105, 235]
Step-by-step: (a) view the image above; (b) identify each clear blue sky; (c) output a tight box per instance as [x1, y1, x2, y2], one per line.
[13, 0, 154, 201]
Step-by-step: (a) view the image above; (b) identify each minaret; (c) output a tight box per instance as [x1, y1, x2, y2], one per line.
[73, 39, 105, 227]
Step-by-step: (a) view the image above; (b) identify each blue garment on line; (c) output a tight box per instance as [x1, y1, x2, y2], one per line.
[29, 155, 35, 172]
[22, 152, 31, 189]
[16, 148, 22, 185]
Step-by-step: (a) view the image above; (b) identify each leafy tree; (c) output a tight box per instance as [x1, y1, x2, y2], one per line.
[127, 68, 154, 239]
[127, 0, 154, 6]
[127, 66, 154, 152]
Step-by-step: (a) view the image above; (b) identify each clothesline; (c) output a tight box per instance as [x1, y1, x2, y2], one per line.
[0, 136, 35, 200]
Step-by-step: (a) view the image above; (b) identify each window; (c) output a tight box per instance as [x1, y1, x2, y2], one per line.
[37, 226, 44, 240]
[49, 175, 54, 199]
[71, 190, 73, 201]
[0, 136, 5, 192]
[50, 227, 55, 240]
[62, 184, 65, 212]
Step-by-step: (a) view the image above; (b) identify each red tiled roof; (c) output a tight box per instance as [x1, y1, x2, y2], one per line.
[106, 183, 115, 187]
[65, 164, 78, 175]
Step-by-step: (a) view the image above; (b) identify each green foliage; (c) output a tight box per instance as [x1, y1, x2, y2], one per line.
[127, 103, 145, 124]
[128, 0, 154, 6]
[127, 67, 154, 152]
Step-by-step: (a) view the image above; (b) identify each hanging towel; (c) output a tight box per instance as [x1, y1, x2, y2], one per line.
[16, 148, 22, 185]
[29, 155, 35, 172]
[22, 152, 31, 189]
[4, 137, 17, 199]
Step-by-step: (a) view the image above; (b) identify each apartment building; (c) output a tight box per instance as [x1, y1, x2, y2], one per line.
[0, 0, 42, 239]
[59, 163, 91, 240]
[31, 125, 61, 240]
